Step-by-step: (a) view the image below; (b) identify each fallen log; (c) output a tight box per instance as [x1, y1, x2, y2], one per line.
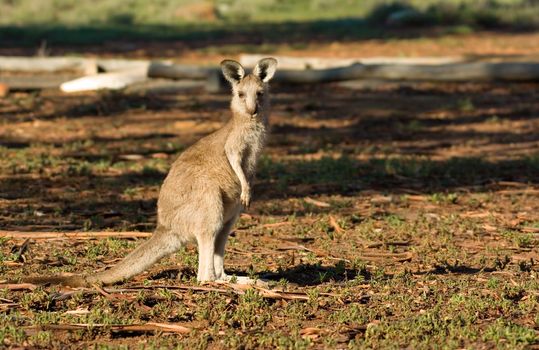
[125, 79, 205, 94]
[0, 56, 150, 74]
[273, 62, 539, 83]
[0, 56, 97, 74]
[147, 62, 214, 80]
[240, 54, 465, 69]
[0, 74, 78, 90]
[0, 56, 209, 77]
[97, 59, 150, 73]
[208, 60, 539, 91]
[5, 56, 539, 93]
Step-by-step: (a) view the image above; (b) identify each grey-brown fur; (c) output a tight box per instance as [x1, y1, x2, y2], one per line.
[26, 58, 278, 287]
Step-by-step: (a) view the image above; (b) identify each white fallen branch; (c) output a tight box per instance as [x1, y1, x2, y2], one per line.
[60, 67, 148, 92]
[59, 61, 214, 93]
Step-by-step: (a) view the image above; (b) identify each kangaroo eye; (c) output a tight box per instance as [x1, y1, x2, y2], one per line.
[257, 91, 264, 97]
[238, 91, 245, 98]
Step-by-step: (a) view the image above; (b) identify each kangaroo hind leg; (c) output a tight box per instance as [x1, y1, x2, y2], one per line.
[196, 231, 219, 282]
[213, 213, 239, 280]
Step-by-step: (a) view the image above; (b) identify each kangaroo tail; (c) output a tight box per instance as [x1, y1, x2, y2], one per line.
[25, 226, 182, 287]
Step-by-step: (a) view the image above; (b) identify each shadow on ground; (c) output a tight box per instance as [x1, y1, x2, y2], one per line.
[145, 263, 369, 288]
[1, 81, 538, 230]
[1, 151, 538, 228]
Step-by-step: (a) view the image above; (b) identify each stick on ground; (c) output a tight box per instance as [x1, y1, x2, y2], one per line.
[0, 231, 152, 240]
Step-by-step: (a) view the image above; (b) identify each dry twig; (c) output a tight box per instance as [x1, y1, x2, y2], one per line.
[25, 322, 191, 334]
[0, 231, 152, 240]
[329, 215, 344, 234]
[0, 283, 37, 290]
[304, 197, 331, 208]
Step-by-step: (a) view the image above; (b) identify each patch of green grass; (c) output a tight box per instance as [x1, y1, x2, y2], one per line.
[0, 324, 26, 347]
[525, 221, 539, 228]
[483, 318, 537, 348]
[2, 0, 536, 27]
[175, 246, 198, 274]
[258, 155, 358, 190]
[501, 229, 535, 249]
[429, 192, 459, 204]
[365, 156, 539, 188]
[486, 115, 501, 123]
[84, 238, 132, 261]
[396, 119, 425, 133]
[366, 0, 539, 30]
[0, 143, 114, 176]
[457, 97, 475, 112]
[1, 0, 538, 46]
[122, 187, 139, 198]
[330, 303, 371, 325]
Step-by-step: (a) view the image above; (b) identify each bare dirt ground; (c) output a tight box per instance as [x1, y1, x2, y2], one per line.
[1, 33, 539, 349]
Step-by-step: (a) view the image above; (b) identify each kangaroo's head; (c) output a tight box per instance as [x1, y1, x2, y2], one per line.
[221, 58, 277, 118]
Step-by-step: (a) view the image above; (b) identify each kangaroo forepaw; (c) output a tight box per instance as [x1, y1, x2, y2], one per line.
[240, 190, 251, 207]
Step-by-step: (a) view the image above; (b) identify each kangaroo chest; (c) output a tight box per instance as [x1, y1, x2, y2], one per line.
[240, 123, 267, 178]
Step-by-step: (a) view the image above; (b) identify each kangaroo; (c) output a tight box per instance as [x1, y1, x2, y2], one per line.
[25, 57, 278, 287]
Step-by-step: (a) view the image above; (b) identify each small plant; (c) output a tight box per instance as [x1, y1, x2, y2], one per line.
[501, 230, 534, 249]
[483, 319, 537, 347]
[457, 97, 475, 112]
[429, 192, 458, 204]
[123, 187, 138, 197]
[396, 119, 424, 133]
[518, 259, 534, 272]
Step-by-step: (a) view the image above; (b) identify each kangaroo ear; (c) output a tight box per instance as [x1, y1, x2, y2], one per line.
[253, 57, 278, 83]
[221, 60, 245, 85]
